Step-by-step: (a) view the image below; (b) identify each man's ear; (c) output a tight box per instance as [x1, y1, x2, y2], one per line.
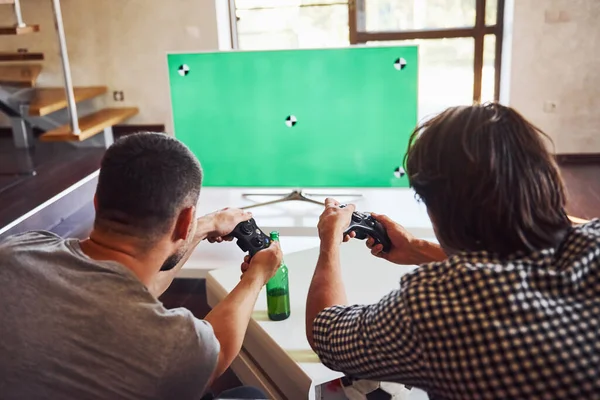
[173, 206, 195, 242]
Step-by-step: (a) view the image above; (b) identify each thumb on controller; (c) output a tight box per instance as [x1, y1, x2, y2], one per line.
[370, 212, 395, 229]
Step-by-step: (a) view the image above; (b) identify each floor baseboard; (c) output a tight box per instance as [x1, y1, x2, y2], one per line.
[555, 153, 600, 164]
[0, 124, 166, 139]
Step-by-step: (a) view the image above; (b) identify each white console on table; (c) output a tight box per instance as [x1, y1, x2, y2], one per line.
[180, 188, 435, 278]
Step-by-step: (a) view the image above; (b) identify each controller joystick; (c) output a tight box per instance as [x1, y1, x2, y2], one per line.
[239, 221, 253, 235]
[230, 218, 271, 257]
[344, 211, 392, 253]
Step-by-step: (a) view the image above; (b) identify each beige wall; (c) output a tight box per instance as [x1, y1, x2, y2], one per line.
[503, 0, 600, 154]
[0, 0, 220, 133]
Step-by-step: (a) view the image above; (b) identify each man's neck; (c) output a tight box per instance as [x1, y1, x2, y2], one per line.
[79, 230, 166, 288]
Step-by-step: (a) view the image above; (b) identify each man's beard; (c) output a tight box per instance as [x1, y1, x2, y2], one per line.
[160, 214, 197, 272]
[160, 245, 187, 271]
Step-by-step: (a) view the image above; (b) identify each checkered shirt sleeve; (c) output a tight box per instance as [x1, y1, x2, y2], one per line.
[312, 287, 425, 382]
[311, 220, 600, 400]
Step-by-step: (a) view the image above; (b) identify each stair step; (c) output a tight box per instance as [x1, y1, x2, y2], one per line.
[0, 64, 42, 87]
[0, 25, 40, 35]
[40, 107, 139, 142]
[0, 52, 44, 62]
[29, 86, 108, 116]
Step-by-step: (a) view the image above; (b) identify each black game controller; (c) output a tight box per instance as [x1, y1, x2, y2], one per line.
[230, 218, 271, 257]
[344, 211, 392, 253]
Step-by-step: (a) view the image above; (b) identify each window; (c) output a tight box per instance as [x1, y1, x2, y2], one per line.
[234, 1, 350, 49]
[232, 0, 505, 119]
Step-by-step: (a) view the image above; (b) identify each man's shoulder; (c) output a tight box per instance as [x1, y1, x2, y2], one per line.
[159, 307, 218, 346]
[559, 218, 600, 261]
[159, 306, 202, 329]
[154, 308, 220, 397]
[400, 251, 503, 291]
[0, 231, 62, 253]
[402, 219, 600, 288]
[573, 219, 600, 239]
[401, 257, 458, 285]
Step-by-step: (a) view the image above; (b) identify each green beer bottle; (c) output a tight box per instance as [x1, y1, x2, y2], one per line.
[266, 231, 291, 321]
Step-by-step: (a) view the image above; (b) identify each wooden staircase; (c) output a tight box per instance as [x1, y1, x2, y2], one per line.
[29, 86, 108, 116]
[40, 108, 139, 142]
[0, 52, 44, 61]
[0, 24, 38, 34]
[0, 0, 139, 147]
[0, 64, 42, 87]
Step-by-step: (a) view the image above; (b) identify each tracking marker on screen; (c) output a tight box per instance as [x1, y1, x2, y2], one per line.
[394, 167, 406, 178]
[285, 115, 297, 127]
[178, 64, 190, 76]
[394, 58, 407, 71]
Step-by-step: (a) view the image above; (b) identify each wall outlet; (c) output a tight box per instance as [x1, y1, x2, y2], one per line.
[543, 101, 558, 113]
[558, 11, 570, 22]
[545, 9, 570, 23]
[113, 91, 124, 102]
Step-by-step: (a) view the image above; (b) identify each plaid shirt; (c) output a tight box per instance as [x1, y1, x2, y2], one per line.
[313, 220, 600, 400]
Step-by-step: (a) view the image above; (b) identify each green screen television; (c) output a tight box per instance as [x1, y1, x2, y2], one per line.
[167, 46, 418, 188]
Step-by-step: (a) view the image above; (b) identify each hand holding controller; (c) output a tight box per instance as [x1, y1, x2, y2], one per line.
[344, 211, 392, 253]
[230, 218, 272, 257]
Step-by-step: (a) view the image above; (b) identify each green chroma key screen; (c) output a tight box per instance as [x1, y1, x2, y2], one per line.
[168, 46, 418, 187]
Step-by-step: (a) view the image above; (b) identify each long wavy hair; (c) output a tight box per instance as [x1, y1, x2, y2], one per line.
[404, 103, 571, 256]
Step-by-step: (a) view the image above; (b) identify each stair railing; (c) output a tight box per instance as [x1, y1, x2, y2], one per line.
[50, 0, 80, 135]
[13, 0, 26, 28]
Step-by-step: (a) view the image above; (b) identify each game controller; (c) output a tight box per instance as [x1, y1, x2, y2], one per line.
[230, 218, 271, 257]
[344, 211, 392, 253]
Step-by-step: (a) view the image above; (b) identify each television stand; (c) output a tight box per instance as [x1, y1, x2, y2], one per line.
[241, 189, 363, 210]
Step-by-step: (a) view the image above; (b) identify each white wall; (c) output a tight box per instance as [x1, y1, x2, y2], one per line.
[503, 0, 600, 154]
[0, 0, 221, 134]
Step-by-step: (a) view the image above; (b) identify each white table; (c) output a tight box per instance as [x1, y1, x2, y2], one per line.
[181, 188, 435, 278]
[206, 240, 430, 400]
[183, 188, 589, 399]
[184, 188, 433, 399]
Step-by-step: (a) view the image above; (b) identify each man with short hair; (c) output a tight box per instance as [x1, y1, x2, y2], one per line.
[0, 132, 282, 399]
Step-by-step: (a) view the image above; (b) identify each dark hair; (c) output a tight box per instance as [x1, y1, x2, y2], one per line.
[404, 103, 571, 256]
[95, 132, 202, 239]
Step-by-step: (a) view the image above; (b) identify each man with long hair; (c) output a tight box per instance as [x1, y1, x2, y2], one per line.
[307, 103, 599, 399]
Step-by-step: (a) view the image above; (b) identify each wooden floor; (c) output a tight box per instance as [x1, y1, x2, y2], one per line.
[0, 137, 104, 229]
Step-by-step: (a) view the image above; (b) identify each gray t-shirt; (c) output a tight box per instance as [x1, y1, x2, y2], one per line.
[0, 231, 220, 400]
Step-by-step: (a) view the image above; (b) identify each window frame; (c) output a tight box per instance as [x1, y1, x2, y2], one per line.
[230, 0, 505, 102]
[349, 0, 505, 102]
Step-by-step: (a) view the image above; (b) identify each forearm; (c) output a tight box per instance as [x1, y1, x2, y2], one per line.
[409, 239, 447, 264]
[205, 272, 264, 379]
[306, 241, 348, 349]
